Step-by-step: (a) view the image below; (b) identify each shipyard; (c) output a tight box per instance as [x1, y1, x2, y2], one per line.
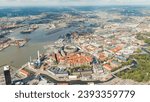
[0, 6, 150, 85]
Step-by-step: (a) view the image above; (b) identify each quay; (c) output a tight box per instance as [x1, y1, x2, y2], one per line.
[0, 38, 28, 52]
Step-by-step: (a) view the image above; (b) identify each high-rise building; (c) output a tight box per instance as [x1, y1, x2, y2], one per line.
[3, 65, 11, 85]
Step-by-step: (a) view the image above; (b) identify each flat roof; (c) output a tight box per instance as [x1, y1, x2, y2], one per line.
[3, 65, 10, 71]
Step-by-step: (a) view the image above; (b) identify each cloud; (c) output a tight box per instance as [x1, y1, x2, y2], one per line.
[0, 0, 150, 6]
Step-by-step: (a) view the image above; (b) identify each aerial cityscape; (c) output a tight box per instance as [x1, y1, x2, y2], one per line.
[0, 3, 150, 85]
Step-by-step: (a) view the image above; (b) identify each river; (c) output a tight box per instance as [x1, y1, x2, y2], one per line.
[0, 24, 77, 72]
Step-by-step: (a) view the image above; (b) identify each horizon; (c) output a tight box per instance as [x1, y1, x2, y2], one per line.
[0, 0, 150, 7]
[0, 5, 150, 8]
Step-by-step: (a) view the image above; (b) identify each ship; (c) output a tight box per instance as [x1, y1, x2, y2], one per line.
[20, 29, 33, 34]
[15, 39, 28, 48]
[30, 25, 39, 30]
[21, 24, 39, 34]
[19, 42, 26, 48]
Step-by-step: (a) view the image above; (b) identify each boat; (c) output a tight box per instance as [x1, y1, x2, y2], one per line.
[15, 40, 27, 48]
[21, 29, 33, 34]
[19, 43, 25, 47]
[30, 25, 39, 30]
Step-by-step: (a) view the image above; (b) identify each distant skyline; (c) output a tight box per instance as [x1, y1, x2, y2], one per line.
[0, 0, 150, 6]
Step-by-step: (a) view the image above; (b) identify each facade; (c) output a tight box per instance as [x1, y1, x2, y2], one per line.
[3, 66, 11, 85]
[47, 67, 69, 77]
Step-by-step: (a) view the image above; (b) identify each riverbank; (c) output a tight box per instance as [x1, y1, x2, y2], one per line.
[0, 38, 28, 51]
[0, 23, 77, 72]
[0, 43, 45, 73]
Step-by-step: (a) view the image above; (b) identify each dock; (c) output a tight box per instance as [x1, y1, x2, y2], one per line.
[0, 38, 28, 52]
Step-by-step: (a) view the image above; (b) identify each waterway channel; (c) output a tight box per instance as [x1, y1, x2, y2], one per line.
[0, 25, 77, 73]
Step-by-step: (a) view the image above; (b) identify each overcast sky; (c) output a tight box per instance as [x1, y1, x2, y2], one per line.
[0, 0, 150, 6]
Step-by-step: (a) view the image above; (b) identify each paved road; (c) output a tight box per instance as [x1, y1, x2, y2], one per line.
[111, 65, 131, 77]
[141, 47, 150, 55]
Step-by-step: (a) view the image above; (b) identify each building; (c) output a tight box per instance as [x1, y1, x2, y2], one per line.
[117, 55, 128, 62]
[54, 52, 92, 67]
[110, 60, 121, 68]
[110, 46, 122, 53]
[19, 69, 30, 77]
[47, 67, 68, 77]
[103, 64, 113, 71]
[99, 52, 107, 61]
[3, 65, 11, 85]
[72, 69, 93, 76]
[68, 75, 78, 80]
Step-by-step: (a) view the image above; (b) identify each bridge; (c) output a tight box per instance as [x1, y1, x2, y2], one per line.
[111, 65, 131, 77]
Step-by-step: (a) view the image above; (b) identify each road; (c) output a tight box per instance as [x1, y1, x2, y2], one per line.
[111, 65, 131, 77]
[141, 47, 150, 55]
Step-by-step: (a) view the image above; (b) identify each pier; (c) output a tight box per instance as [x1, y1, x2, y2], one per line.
[0, 38, 28, 52]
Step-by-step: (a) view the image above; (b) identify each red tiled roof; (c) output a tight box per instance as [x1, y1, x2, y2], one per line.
[60, 53, 92, 65]
[103, 64, 113, 71]
[20, 69, 29, 76]
[111, 46, 122, 53]
[99, 53, 107, 61]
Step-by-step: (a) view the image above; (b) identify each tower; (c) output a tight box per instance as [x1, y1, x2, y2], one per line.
[3, 65, 11, 85]
[28, 56, 32, 68]
[37, 50, 41, 67]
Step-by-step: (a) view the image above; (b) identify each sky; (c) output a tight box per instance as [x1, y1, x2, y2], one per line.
[0, 0, 150, 6]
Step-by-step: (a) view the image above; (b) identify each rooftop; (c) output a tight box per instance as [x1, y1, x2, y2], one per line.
[103, 64, 113, 71]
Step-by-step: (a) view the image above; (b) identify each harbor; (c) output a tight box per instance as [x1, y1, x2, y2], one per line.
[0, 38, 28, 51]
[0, 24, 78, 73]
